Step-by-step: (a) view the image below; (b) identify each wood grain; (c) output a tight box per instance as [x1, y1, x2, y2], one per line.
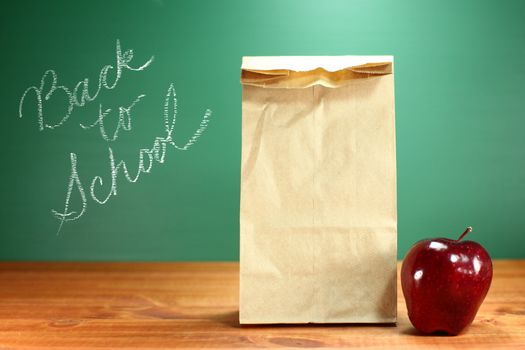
[0, 260, 523, 349]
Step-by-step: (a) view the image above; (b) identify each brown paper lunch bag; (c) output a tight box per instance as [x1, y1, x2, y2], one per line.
[239, 56, 397, 324]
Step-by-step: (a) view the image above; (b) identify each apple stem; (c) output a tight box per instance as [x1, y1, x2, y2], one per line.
[457, 226, 473, 242]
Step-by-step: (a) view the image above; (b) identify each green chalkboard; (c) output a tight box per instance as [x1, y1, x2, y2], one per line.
[1, 0, 524, 261]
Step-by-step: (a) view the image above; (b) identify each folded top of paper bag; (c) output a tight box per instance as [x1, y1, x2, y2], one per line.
[241, 55, 393, 88]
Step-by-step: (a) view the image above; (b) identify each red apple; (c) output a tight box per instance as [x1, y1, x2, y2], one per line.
[401, 227, 493, 335]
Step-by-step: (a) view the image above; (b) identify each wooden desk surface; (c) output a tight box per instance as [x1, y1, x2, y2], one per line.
[0, 260, 523, 349]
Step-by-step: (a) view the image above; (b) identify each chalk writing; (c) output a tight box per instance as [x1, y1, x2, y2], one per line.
[18, 40, 213, 234]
